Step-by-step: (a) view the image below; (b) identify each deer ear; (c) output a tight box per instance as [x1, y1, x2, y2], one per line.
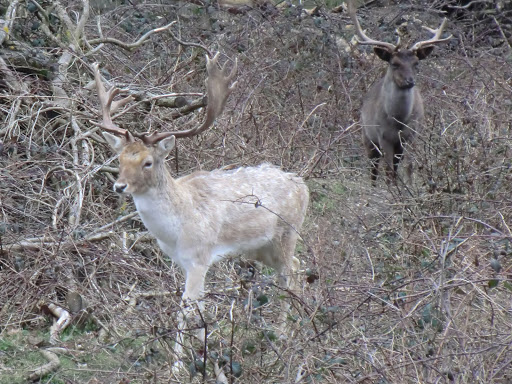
[156, 136, 176, 157]
[373, 47, 393, 62]
[103, 132, 126, 154]
[416, 46, 434, 60]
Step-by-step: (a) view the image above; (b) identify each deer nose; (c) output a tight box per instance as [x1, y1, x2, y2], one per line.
[114, 183, 127, 193]
[404, 77, 415, 88]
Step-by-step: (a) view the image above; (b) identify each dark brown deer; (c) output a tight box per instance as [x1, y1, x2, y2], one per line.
[349, 4, 451, 183]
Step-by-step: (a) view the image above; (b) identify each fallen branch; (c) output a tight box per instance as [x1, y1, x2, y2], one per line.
[27, 349, 60, 381]
[47, 303, 72, 344]
[214, 361, 228, 384]
[5, 212, 139, 251]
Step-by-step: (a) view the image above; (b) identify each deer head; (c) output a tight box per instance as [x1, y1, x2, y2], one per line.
[349, 3, 451, 90]
[94, 53, 237, 194]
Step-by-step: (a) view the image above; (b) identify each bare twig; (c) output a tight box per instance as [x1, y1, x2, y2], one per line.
[88, 21, 177, 50]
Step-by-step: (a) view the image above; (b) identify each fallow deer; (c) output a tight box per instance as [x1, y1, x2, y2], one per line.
[349, 3, 451, 183]
[94, 54, 309, 365]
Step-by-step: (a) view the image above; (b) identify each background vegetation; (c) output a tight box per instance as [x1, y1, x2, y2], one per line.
[0, 0, 511, 383]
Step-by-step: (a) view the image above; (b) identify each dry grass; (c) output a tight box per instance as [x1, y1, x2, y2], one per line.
[1, 1, 512, 383]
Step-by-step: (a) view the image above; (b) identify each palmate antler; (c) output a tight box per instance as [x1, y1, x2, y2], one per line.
[93, 53, 237, 145]
[92, 62, 135, 141]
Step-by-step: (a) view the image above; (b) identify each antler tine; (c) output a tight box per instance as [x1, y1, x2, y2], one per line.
[348, 1, 397, 51]
[139, 52, 238, 145]
[410, 18, 452, 51]
[92, 62, 135, 141]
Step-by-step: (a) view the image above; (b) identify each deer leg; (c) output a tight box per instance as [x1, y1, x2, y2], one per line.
[381, 140, 397, 181]
[173, 263, 209, 371]
[363, 135, 381, 183]
[273, 231, 301, 334]
[402, 140, 414, 184]
[393, 143, 404, 178]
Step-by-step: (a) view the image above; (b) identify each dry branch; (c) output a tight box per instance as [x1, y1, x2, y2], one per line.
[47, 303, 72, 344]
[27, 350, 60, 381]
[88, 21, 177, 50]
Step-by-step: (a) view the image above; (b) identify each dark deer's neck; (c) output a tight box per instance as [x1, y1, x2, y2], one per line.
[382, 70, 416, 123]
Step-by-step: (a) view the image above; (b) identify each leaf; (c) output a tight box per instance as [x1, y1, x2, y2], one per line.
[242, 341, 256, 355]
[255, 294, 268, 307]
[422, 303, 432, 324]
[503, 281, 512, 292]
[231, 361, 242, 377]
[488, 279, 499, 289]
[306, 268, 319, 284]
[490, 258, 502, 273]
[261, 330, 277, 342]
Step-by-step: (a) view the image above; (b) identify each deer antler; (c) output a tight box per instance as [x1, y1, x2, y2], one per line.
[92, 62, 135, 142]
[348, 1, 398, 51]
[93, 53, 237, 145]
[139, 53, 237, 144]
[410, 18, 452, 51]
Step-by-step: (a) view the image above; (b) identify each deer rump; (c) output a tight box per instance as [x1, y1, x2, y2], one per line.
[133, 163, 309, 272]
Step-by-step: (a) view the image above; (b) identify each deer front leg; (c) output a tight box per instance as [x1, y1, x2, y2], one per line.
[402, 138, 415, 185]
[363, 132, 382, 184]
[173, 263, 209, 371]
[381, 140, 398, 181]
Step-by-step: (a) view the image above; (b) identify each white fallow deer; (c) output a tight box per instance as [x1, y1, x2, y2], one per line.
[93, 54, 309, 368]
[349, 3, 451, 184]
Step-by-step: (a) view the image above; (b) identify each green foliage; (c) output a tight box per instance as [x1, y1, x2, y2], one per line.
[242, 340, 256, 356]
[419, 303, 445, 332]
[255, 293, 269, 308]
[260, 329, 277, 342]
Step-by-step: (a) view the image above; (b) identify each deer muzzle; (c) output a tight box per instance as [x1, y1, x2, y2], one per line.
[114, 183, 128, 194]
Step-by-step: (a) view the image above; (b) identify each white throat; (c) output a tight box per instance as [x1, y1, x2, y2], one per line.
[131, 189, 181, 244]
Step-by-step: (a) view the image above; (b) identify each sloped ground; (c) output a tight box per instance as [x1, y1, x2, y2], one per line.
[1, 1, 512, 383]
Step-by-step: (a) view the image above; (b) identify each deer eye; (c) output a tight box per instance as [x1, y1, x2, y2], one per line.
[143, 160, 153, 168]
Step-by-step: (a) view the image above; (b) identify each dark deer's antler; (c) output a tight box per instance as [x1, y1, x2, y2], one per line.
[410, 18, 452, 51]
[348, 1, 398, 51]
[93, 53, 237, 145]
[348, 1, 451, 52]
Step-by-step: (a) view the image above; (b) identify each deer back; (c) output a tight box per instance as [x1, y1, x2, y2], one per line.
[174, 164, 309, 248]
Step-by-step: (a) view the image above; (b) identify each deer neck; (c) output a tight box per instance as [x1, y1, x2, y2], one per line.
[130, 169, 185, 241]
[382, 71, 415, 123]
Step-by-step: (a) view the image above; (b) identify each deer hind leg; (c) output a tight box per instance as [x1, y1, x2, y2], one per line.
[272, 230, 301, 333]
